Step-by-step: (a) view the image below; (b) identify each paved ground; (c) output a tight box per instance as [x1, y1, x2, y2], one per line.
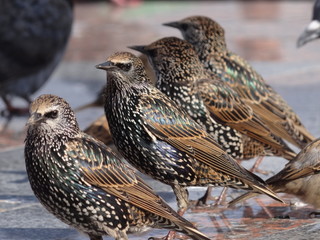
[1, 1, 320, 239]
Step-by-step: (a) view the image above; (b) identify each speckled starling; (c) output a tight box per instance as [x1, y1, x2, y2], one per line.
[164, 15, 315, 150]
[129, 37, 296, 162]
[229, 138, 320, 208]
[97, 51, 284, 215]
[129, 37, 295, 206]
[297, 0, 320, 47]
[0, 0, 73, 118]
[25, 94, 211, 240]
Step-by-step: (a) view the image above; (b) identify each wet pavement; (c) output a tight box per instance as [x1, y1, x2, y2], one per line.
[1, 1, 320, 239]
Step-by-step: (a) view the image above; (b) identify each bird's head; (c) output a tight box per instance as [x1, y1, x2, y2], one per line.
[129, 37, 202, 81]
[27, 94, 79, 137]
[96, 52, 149, 88]
[163, 16, 226, 49]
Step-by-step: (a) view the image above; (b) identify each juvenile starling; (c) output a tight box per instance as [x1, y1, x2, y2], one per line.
[229, 138, 320, 208]
[97, 51, 284, 215]
[129, 37, 295, 205]
[164, 16, 315, 150]
[25, 94, 211, 240]
[129, 37, 296, 162]
[297, 0, 320, 47]
[0, 0, 73, 118]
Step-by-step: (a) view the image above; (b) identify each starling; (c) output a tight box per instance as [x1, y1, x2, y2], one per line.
[0, 0, 73, 118]
[84, 115, 113, 146]
[129, 37, 296, 162]
[25, 94, 211, 240]
[297, 0, 320, 47]
[97, 51, 284, 215]
[229, 138, 320, 208]
[164, 16, 315, 150]
[129, 37, 295, 205]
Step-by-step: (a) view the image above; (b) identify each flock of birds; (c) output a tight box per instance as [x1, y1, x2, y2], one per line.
[2, 1, 320, 240]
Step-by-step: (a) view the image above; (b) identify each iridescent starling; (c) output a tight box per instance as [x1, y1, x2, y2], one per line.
[297, 0, 320, 47]
[164, 16, 315, 150]
[229, 138, 320, 208]
[25, 94, 211, 240]
[129, 37, 296, 162]
[129, 37, 295, 206]
[0, 0, 73, 118]
[97, 51, 284, 215]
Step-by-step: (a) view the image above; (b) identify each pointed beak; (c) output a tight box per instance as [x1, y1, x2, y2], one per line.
[297, 20, 320, 48]
[297, 29, 319, 48]
[163, 21, 182, 29]
[95, 61, 114, 70]
[128, 45, 148, 54]
[26, 113, 41, 127]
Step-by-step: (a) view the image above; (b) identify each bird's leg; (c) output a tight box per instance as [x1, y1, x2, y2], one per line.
[213, 187, 228, 206]
[196, 186, 215, 206]
[250, 156, 269, 175]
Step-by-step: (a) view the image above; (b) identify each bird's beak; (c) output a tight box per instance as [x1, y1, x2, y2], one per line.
[95, 61, 114, 70]
[163, 21, 181, 29]
[297, 20, 320, 48]
[128, 45, 148, 54]
[297, 29, 319, 48]
[26, 113, 41, 127]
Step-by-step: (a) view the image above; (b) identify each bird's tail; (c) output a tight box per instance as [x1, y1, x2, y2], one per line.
[178, 224, 211, 240]
[228, 192, 258, 207]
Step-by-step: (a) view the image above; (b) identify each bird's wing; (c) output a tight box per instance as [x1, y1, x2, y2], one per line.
[212, 51, 270, 104]
[267, 139, 320, 184]
[196, 78, 294, 154]
[138, 92, 266, 185]
[66, 135, 186, 224]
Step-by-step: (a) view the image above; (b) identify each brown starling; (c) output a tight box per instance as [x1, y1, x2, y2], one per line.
[25, 94, 211, 240]
[97, 51, 284, 216]
[0, 0, 73, 118]
[297, 0, 320, 47]
[129, 37, 296, 162]
[164, 16, 315, 150]
[129, 37, 295, 206]
[229, 138, 320, 208]
[84, 115, 113, 146]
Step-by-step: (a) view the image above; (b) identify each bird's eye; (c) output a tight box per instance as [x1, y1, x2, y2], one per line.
[117, 63, 132, 72]
[45, 110, 58, 119]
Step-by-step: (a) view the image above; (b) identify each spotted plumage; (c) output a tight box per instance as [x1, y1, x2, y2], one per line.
[97, 52, 284, 215]
[164, 15, 315, 149]
[229, 138, 320, 208]
[25, 94, 211, 240]
[129, 37, 296, 162]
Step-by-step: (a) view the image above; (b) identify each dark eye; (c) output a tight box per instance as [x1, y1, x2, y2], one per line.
[116, 63, 132, 72]
[44, 110, 58, 119]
